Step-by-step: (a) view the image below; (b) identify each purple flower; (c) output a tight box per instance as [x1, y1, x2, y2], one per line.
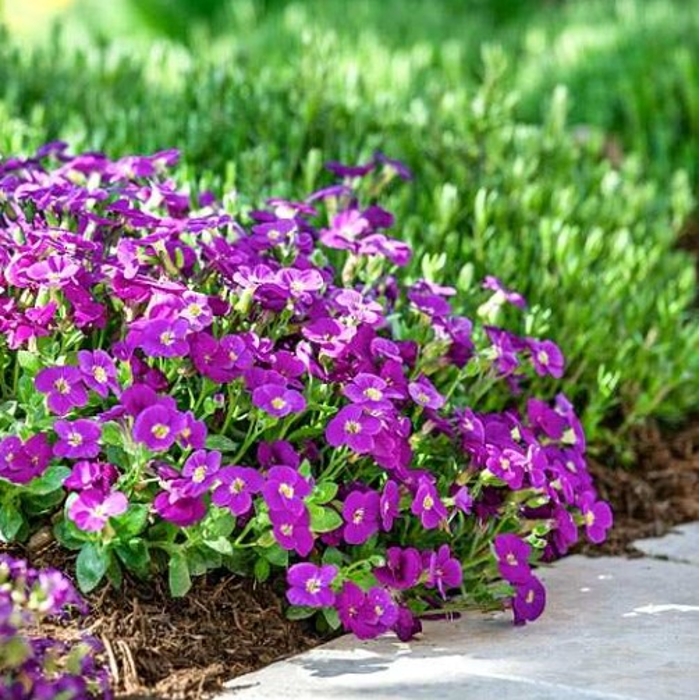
[408, 376, 445, 410]
[63, 461, 118, 492]
[154, 485, 207, 527]
[133, 405, 186, 452]
[25, 254, 80, 288]
[453, 486, 474, 514]
[68, 488, 128, 532]
[485, 447, 526, 490]
[77, 350, 119, 398]
[379, 480, 400, 531]
[580, 496, 613, 544]
[410, 479, 447, 529]
[211, 466, 264, 516]
[326, 405, 382, 454]
[179, 291, 213, 331]
[426, 545, 463, 598]
[286, 563, 338, 607]
[374, 547, 422, 590]
[252, 384, 306, 418]
[0, 434, 51, 484]
[181, 449, 221, 496]
[262, 466, 312, 515]
[34, 366, 88, 416]
[139, 318, 190, 358]
[392, 605, 422, 642]
[482, 276, 527, 308]
[342, 373, 398, 408]
[342, 490, 380, 545]
[270, 507, 314, 556]
[493, 534, 532, 584]
[512, 575, 546, 625]
[53, 419, 101, 460]
[527, 339, 565, 378]
[336, 582, 399, 640]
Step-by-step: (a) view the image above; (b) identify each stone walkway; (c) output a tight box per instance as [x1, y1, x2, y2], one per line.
[219, 523, 699, 700]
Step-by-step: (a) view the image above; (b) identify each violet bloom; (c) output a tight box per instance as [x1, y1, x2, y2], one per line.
[139, 318, 190, 358]
[25, 254, 80, 288]
[426, 544, 463, 598]
[379, 480, 400, 531]
[326, 405, 382, 454]
[211, 466, 264, 516]
[133, 405, 185, 452]
[374, 547, 422, 590]
[286, 563, 338, 608]
[68, 488, 128, 532]
[34, 366, 88, 415]
[485, 447, 526, 490]
[270, 507, 314, 556]
[410, 479, 448, 529]
[580, 495, 613, 544]
[154, 484, 207, 527]
[512, 575, 546, 625]
[527, 339, 565, 379]
[320, 209, 369, 251]
[77, 350, 119, 397]
[262, 466, 312, 515]
[342, 373, 398, 409]
[408, 376, 445, 411]
[493, 534, 532, 584]
[179, 291, 213, 331]
[335, 582, 399, 640]
[53, 419, 101, 460]
[63, 461, 118, 492]
[0, 434, 51, 484]
[181, 449, 221, 496]
[342, 490, 381, 545]
[453, 486, 474, 514]
[253, 384, 306, 418]
[176, 411, 208, 450]
[482, 275, 527, 308]
[393, 605, 422, 642]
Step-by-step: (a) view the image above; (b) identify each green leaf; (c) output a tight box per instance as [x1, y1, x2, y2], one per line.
[285, 605, 316, 621]
[168, 554, 191, 597]
[101, 421, 124, 447]
[53, 516, 88, 550]
[253, 557, 270, 583]
[203, 509, 236, 539]
[112, 504, 150, 538]
[203, 536, 233, 556]
[311, 482, 338, 505]
[76, 543, 109, 593]
[298, 459, 312, 479]
[308, 504, 343, 533]
[205, 435, 238, 453]
[256, 530, 276, 548]
[17, 350, 41, 373]
[0, 503, 24, 541]
[321, 547, 346, 567]
[106, 555, 123, 589]
[104, 446, 129, 470]
[25, 465, 70, 495]
[114, 540, 151, 576]
[261, 544, 288, 567]
[322, 606, 341, 630]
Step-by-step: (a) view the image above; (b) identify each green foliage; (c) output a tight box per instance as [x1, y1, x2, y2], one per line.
[0, 0, 696, 455]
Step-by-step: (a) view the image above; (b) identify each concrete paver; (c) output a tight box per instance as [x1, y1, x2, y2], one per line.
[633, 522, 698, 564]
[219, 525, 699, 700]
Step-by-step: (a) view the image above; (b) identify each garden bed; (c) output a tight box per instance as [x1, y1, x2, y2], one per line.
[5, 415, 695, 699]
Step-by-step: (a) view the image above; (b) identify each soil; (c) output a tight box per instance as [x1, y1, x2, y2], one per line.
[3, 417, 697, 699]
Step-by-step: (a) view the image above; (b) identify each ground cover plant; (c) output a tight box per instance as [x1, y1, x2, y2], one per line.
[0, 0, 696, 456]
[0, 145, 614, 695]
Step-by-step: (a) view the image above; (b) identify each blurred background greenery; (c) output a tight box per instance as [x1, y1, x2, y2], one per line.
[0, 0, 697, 457]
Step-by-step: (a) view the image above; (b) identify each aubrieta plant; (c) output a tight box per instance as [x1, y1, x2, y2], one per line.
[0, 554, 111, 699]
[0, 143, 612, 644]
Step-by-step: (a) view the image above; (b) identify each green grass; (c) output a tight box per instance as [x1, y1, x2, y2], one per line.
[0, 0, 696, 456]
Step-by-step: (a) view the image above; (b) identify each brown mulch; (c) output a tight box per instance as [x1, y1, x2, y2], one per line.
[3, 417, 697, 699]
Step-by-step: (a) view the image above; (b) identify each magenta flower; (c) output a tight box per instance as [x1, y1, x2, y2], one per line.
[512, 575, 546, 625]
[68, 488, 128, 532]
[25, 254, 80, 288]
[342, 490, 380, 545]
[181, 449, 221, 496]
[580, 495, 613, 544]
[211, 466, 264, 516]
[77, 350, 119, 398]
[34, 366, 88, 416]
[482, 275, 527, 308]
[270, 507, 314, 556]
[485, 447, 526, 490]
[252, 384, 306, 418]
[426, 544, 463, 598]
[326, 405, 382, 454]
[453, 486, 474, 514]
[374, 547, 422, 590]
[262, 466, 312, 515]
[154, 485, 207, 527]
[527, 339, 565, 378]
[493, 534, 532, 584]
[342, 373, 398, 409]
[0, 434, 52, 484]
[140, 318, 190, 358]
[53, 419, 101, 460]
[335, 582, 399, 640]
[179, 291, 213, 331]
[408, 376, 445, 410]
[176, 411, 208, 450]
[286, 563, 338, 608]
[63, 461, 118, 492]
[410, 479, 447, 529]
[133, 405, 186, 452]
[379, 480, 400, 531]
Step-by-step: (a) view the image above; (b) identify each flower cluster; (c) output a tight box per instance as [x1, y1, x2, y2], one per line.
[0, 554, 110, 699]
[0, 144, 612, 643]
